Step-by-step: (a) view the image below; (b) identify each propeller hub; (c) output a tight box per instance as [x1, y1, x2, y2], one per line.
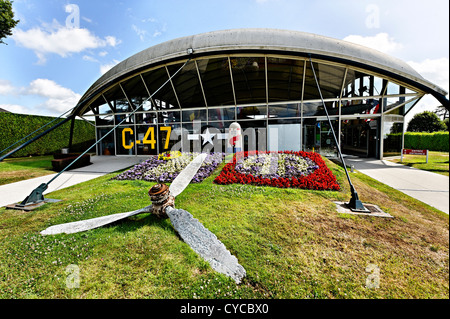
[148, 183, 174, 218]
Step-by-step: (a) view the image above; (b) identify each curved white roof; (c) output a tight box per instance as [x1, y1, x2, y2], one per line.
[78, 29, 448, 110]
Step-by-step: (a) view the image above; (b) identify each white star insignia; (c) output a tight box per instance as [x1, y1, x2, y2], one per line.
[200, 128, 216, 145]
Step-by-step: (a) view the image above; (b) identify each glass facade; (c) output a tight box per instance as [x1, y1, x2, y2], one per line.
[81, 55, 424, 159]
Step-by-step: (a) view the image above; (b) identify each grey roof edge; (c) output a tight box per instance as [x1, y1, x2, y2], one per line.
[77, 29, 448, 110]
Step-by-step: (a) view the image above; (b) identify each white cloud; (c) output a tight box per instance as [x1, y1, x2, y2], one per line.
[0, 80, 18, 95]
[406, 58, 449, 118]
[82, 55, 99, 63]
[0, 79, 81, 116]
[27, 79, 81, 113]
[12, 22, 121, 64]
[407, 58, 449, 92]
[132, 24, 147, 41]
[0, 104, 30, 115]
[343, 32, 403, 55]
[100, 60, 120, 75]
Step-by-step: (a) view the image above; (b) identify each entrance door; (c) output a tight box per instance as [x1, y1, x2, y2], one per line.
[341, 118, 378, 157]
[303, 124, 320, 153]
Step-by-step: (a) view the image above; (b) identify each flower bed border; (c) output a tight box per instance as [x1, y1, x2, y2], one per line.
[214, 151, 340, 191]
[113, 152, 224, 184]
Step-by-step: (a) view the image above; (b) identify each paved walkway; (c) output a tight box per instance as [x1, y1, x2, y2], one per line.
[0, 156, 142, 207]
[344, 156, 449, 214]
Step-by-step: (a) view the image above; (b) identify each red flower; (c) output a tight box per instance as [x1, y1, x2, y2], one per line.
[213, 151, 340, 191]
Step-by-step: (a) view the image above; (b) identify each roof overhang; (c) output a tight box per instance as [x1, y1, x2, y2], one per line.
[76, 29, 449, 115]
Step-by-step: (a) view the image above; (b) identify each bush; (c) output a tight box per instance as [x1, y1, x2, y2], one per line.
[387, 132, 449, 152]
[0, 113, 95, 158]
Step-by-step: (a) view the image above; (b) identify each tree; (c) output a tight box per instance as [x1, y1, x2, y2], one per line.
[434, 105, 449, 120]
[443, 118, 449, 131]
[0, 0, 19, 45]
[407, 111, 447, 132]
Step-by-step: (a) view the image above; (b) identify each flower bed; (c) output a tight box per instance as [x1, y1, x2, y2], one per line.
[113, 152, 224, 183]
[214, 151, 340, 190]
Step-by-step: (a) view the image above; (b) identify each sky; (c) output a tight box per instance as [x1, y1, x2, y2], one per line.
[0, 0, 448, 123]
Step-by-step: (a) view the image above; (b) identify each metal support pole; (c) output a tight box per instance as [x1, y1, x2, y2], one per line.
[68, 116, 76, 152]
[10, 55, 193, 209]
[308, 56, 369, 212]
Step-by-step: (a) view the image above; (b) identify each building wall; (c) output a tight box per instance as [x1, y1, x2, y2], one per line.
[78, 55, 424, 159]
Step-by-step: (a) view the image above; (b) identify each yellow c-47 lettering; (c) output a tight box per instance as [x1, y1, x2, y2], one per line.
[121, 126, 171, 150]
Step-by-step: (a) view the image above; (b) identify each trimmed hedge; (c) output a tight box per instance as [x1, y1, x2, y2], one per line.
[0, 112, 95, 158]
[387, 132, 449, 152]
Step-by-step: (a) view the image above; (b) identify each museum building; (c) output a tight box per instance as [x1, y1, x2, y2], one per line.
[71, 29, 449, 159]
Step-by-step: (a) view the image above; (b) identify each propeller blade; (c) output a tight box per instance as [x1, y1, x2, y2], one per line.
[40, 205, 152, 235]
[165, 206, 246, 284]
[169, 153, 207, 197]
[40, 153, 207, 236]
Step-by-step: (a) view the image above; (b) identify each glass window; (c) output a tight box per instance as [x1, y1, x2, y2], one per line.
[182, 109, 207, 123]
[386, 82, 400, 95]
[196, 57, 235, 106]
[238, 120, 267, 152]
[384, 97, 403, 114]
[115, 113, 134, 124]
[88, 95, 113, 116]
[237, 105, 267, 120]
[302, 101, 336, 117]
[343, 71, 384, 98]
[142, 67, 179, 108]
[103, 84, 131, 113]
[340, 99, 380, 116]
[404, 97, 420, 115]
[95, 114, 114, 126]
[268, 119, 301, 152]
[120, 75, 151, 110]
[341, 119, 372, 157]
[158, 123, 181, 153]
[303, 62, 345, 101]
[208, 120, 233, 131]
[158, 110, 181, 125]
[135, 112, 157, 124]
[302, 118, 338, 157]
[178, 123, 202, 152]
[97, 127, 115, 156]
[269, 103, 300, 118]
[208, 106, 235, 122]
[116, 126, 136, 155]
[167, 61, 206, 108]
[231, 57, 266, 104]
[383, 115, 404, 157]
[136, 125, 158, 155]
[267, 58, 304, 102]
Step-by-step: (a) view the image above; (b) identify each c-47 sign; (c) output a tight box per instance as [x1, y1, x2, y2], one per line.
[121, 126, 172, 150]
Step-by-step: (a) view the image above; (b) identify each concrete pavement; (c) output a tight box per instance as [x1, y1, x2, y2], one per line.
[0, 156, 142, 208]
[344, 156, 449, 214]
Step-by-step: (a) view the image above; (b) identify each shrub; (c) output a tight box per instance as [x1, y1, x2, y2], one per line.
[387, 132, 449, 152]
[0, 113, 95, 158]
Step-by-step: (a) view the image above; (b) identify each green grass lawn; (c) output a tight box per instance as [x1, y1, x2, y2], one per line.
[0, 157, 448, 299]
[389, 151, 449, 176]
[0, 155, 55, 185]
